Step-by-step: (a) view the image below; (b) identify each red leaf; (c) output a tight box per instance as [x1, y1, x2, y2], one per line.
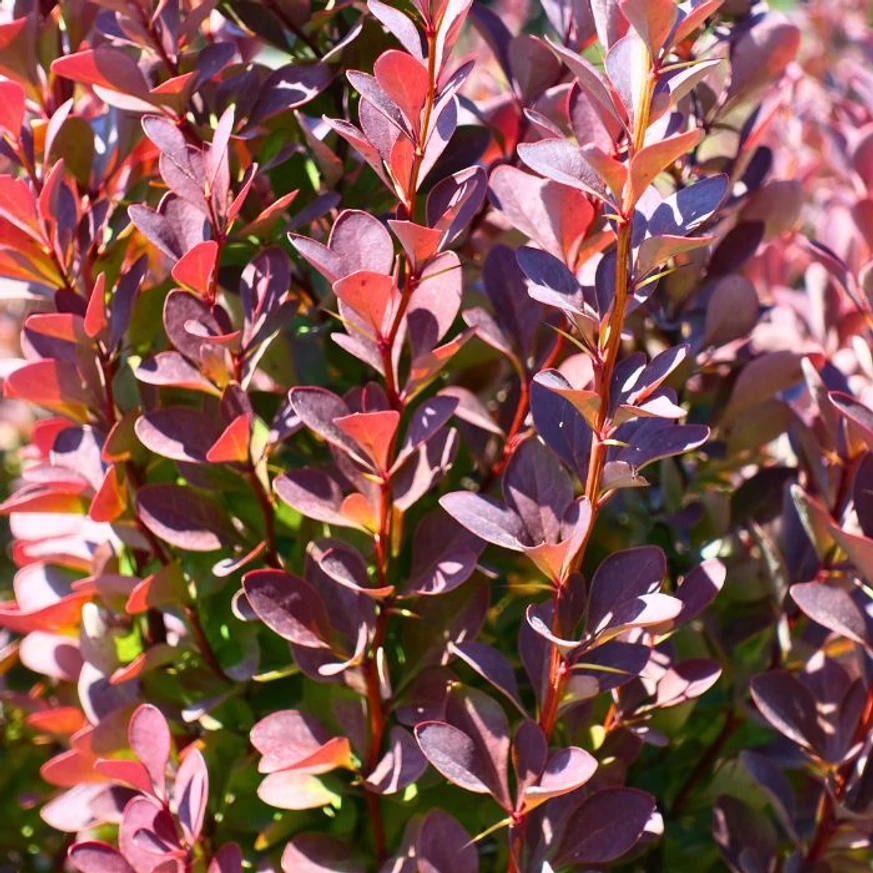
[171, 240, 219, 298]
[335, 410, 400, 473]
[0, 174, 41, 241]
[51, 48, 150, 97]
[333, 270, 396, 336]
[0, 79, 25, 138]
[619, 0, 678, 55]
[126, 563, 186, 614]
[4, 359, 91, 421]
[93, 758, 155, 794]
[84, 273, 108, 340]
[374, 50, 429, 136]
[628, 129, 702, 206]
[206, 415, 250, 464]
[89, 465, 128, 523]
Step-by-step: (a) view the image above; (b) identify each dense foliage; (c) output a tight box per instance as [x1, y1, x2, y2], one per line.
[2, 0, 873, 870]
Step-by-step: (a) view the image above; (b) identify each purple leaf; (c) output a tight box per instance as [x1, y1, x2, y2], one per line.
[243, 569, 332, 649]
[482, 244, 546, 357]
[790, 582, 870, 647]
[135, 484, 235, 552]
[68, 842, 135, 873]
[414, 721, 497, 796]
[555, 788, 656, 865]
[274, 469, 355, 529]
[426, 166, 488, 247]
[407, 508, 484, 595]
[523, 746, 598, 811]
[518, 139, 609, 202]
[365, 727, 427, 795]
[416, 809, 479, 873]
[490, 166, 595, 263]
[251, 710, 351, 774]
[173, 748, 208, 844]
[530, 370, 592, 480]
[503, 437, 575, 546]
[643, 174, 729, 238]
[750, 670, 825, 753]
[281, 834, 366, 873]
[135, 408, 220, 463]
[587, 546, 667, 633]
[128, 704, 171, 799]
[450, 641, 525, 713]
[208, 844, 243, 873]
[249, 63, 333, 124]
[439, 491, 527, 550]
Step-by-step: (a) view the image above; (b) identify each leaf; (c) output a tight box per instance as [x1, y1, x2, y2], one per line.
[662, 559, 726, 630]
[68, 842, 136, 873]
[135, 484, 235, 552]
[281, 834, 365, 873]
[790, 582, 870, 647]
[135, 408, 220, 463]
[258, 771, 338, 811]
[274, 469, 357, 528]
[52, 47, 150, 99]
[206, 415, 250, 464]
[439, 492, 527, 550]
[128, 704, 171, 799]
[503, 437, 575, 546]
[545, 36, 625, 131]
[450, 641, 524, 713]
[173, 748, 208, 844]
[368, 0, 423, 60]
[830, 392, 873, 450]
[414, 722, 498, 798]
[588, 546, 666, 633]
[251, 710, 351, 774]
[171, 241, 219, 298]
[4, 359, 91, 421]
[334, 270, 396, 336]
[628, 129, 702, 206]
[407, 508, 483, 595]
[726, 16, 800, 103]
[750, 670, 825, 753]
[703, 274, 759, 347]
[244, 569, 332, 648]
[208, 845, 243, 873]
[417, 810, 478, 873]
[0, 79, 25, 138]
[619, 0, 678, 55]
[518, 139, 609, 202]
[249, 63, 333, 123]
[482, 244, 545, 358]
[555, 788, 656, 865]
[374, 50, 429, 135]
[489, 165, 594, 263]
[365, 727, 427, 794]
[523, 746, 598, 810]
[643, 174, 728, 238]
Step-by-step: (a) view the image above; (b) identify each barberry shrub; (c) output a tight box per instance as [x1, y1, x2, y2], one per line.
[2, 0, 873, 871]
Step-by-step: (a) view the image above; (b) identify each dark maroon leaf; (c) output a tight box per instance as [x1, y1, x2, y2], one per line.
[555, 788, 656, 865]
[750, 670, 825, 753]
[135, 484, 235, 552]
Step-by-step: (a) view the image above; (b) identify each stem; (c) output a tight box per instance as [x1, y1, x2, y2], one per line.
[246, 465, 279, 566]
[537, 50, 658, 737]
[670, 711, 738, 816]
[183, 604, 230, 683]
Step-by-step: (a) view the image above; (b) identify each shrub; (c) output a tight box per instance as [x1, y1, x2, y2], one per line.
[1, 0, 872, 871]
